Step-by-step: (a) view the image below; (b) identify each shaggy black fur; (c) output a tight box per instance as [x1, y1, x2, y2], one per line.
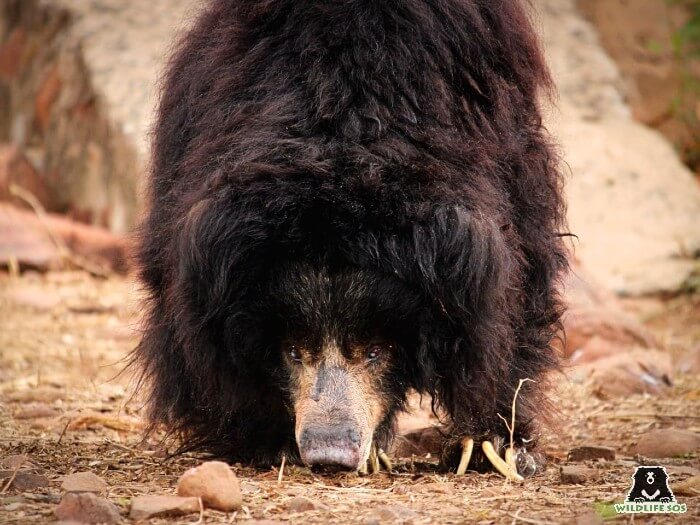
[135, 0, 568, 468]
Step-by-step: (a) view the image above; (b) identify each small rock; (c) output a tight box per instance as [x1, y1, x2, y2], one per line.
[560, 465, 598, 484]
[567, 445, 616, 462]
[287, 496, 318, 513]
[61, 472, 108, 494]
[1, 455, 29, 470]
[0, 202, 129, 273]
[1, 471, 50, 491]
[176, 461, 241, 512]
[129, 495, 200, 520]
[13, 405, 58, 419]
[673, 475, 700, 497]
[364, 504, 417, 524]
[54, 493, 121, 524]
[583, 349, 673, 399]
[635, 429, 700, 458]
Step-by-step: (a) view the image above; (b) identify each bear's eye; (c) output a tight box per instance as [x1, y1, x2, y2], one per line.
[288, 346, 302, 363]
[367, 345, 383, 361]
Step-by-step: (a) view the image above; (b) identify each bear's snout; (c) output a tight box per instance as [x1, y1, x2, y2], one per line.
[298, 423, 362, 469]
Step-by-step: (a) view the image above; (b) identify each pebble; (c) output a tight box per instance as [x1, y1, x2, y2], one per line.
[129, 495, 200, 520]
[560, 465, 598, 484]
[287, 496, 318, 513]
[635, 429, 700, 458]
[176, 461, 242, 512]
[13, 406, 59, 419]
[61, 472, 108, 494]
[567, 445, 616, 462]
[364, 504, 417, 524]
[54, 493, 121, 524]
[1, 455, 30, 470]
[673, 475, 700, 497]
[1, 471, 50, 491]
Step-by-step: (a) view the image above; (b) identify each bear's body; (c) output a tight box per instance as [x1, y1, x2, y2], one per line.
[136, 0, 567, 472]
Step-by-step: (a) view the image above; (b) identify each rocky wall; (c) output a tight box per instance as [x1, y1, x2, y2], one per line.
[0, 0, 140, 232]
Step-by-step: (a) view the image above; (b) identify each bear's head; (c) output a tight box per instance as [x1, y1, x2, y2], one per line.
[266, 261, 424, 470]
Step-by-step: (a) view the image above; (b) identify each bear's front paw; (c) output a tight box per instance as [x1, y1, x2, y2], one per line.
[443, 435, 538, 481]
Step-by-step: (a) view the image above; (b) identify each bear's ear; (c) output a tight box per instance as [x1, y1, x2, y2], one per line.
[353, 204, 515, 328]
[172, 194, 271, 325]
[348, 204, 518, 418]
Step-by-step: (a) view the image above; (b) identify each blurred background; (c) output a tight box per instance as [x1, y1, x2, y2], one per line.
[0, 1, 698, 523]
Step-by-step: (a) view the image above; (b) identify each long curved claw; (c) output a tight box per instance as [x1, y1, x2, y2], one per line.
[482, 440, 524, 482]
[455, 437, 474, 475]
[377, 448, 392, 472]
[369, 443, 380, 474]
[359, 443, 392, 475]
[358, 461, 368, 475]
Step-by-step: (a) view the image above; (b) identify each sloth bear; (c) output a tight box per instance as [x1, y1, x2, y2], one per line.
[135, 0, 567, 478]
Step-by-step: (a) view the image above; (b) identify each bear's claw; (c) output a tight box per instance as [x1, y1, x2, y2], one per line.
[456, 437, 529, 481]
[359, 443, 392, 474]
[455, 437, 474, 475]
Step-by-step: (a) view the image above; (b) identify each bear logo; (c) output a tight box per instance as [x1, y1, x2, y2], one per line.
[625, 466, 676, 504]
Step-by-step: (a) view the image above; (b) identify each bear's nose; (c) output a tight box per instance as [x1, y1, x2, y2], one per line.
[298, 424, 361, 470]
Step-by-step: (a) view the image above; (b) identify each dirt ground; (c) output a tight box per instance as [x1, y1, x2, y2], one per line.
[0, 271, 698, 524]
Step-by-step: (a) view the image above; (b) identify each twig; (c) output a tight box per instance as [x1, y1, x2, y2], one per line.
[498, 378, 535, 468]
[277, 454, 286, 485]
[9, 183, 110, 278]
[57, 418, 72, 445]
[0, 465, 20, 494]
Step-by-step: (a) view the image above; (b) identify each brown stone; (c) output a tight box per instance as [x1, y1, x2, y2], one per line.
[583, 349, 673, 399]
[561, 307, 658, 361]
[13, 405, 59, 419]
[176, 461, 242, 512]
[635, 429, 700, 458]
[35, 66, 62, 133]
[0, 144, 51, 209]
[0, 202, 129, 273]
[1, 455, 29, 470]
[364, 505, 417, 524]
[0, 29, 26, 79]
[54, 493, 121, 524]
[673, 475, 700, 497]
[560, 465, 598, 484]
[567, 445, 616, 462]
[129, 495, 200, 520]
[287, 496, 318, 513]
[61, 472, 108, 494]
[2, 471, 50, 491]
